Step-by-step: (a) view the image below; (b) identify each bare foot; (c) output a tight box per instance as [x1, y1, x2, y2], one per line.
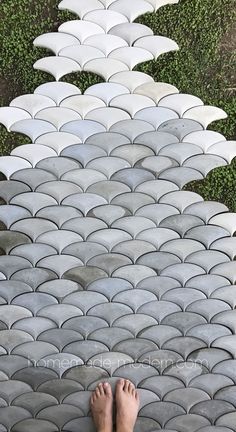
[90, 382, 113, 432]
[116, 379, 140, 432]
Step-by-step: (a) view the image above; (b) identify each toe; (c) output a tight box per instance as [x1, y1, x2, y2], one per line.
[116, 378, 125, 391]
[124, 379, 130, 392]
[103, 382, 112, 397]
[128, 381, 134, 393]
[98, 382, 105, 395]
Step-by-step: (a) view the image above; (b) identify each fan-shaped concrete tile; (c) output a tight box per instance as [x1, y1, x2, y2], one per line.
[60, 94, 105, 117]
[212, 335, 236, 357]
[84, 58, 129, 80]
[63, 316, 109, 338]
[38, 279, 81, 300]
[62, 192, 107, 214]
[63, 339, 109, 363]
[113, 313, 157, 335]
[159, 93, 203, 116]
[109, 70, 153, 92]
[85, 82, 129, 105]
[35, 106, 81, 129]
[136, 227, 179, 249]
[12, 365, 58, 389]
[161, 263, 205, 285]
[187, 323, 232, 345]
[112, 192, 155, 213]
[162, 288, 205, 312]
[37, 377, 83, 400]
[110, 119, 154, 142]
[109, 22, 153, 45]
[62, 216, 107, 238]
[111, 146, 154, 167]
[84, 9, 128, 32]
[184, 201, 228, 224]
[166, 414, 211, 431]
[11, 168, 56, 190]
[139, 324, 182, 347]
[109, 0, 154, 21]
[0, 156, 32, 179]
[12, 418, 58, 432]
[38, 353, 83, 376]
[11, 218, 58, 241]
[160, 190, 203, 212]
[88, 352, 133, 374]
[87, 277, 133, 300]
[111, 168, 154, 190]
[37, 255, 83, 277]
[112, 239, 156, 262]
[88, 229, 132, 250]
[0, 256, 32, 279]
[146, 0, 179, 12]
[137, 252, 181, 273]
[184, 154, 227, 176]
[109, 46, 153, 69]
[0, 205, 31, 228]
[185, 225, 230, 249]
[216, 412, 236, 429]
[62, 168, 106, 190]
[59, 0, 104, 18]
[63, 266, 108, 286]
[183, 105, 227, 128]
[160, 239, 205, 261]
[186, 250, 230, 273]
[10, 268, 57, 290]
[12, 292, 58, 315]
[85, 107, 131, 129]
[137, 155, 178, 175]
[63, 291, 108, 313]
[13, 316, 57, 339]
[37, 206, 82, 228]
[85, 34, 127, 57]
[12, 341, 59, 362]
[110, 94, 155, 117]
[59, 20, 105, 43]
[36, 156, 80, 178]
[211, 237, 236, 260]
[134, 130, 179, 153]
[87, 157, 130, 178]
[164, 387, 210, 411]
[159, 142, 203, 164]
[10, 119, 56, 142]
[183, 130, 226, 152]
[136, 179, 179, 201]
[36, 180, 82, 203]
[11, 192, 57, 215]
[0, 330, 33, 353]
[10, 94, 56, 117]
[36, 230, 82, 253]
[88, 253, 132, 274]
[209, 213, 236, 236]
[190, 373, 234, 397]
[162, 311, 207, 334]
[61, 120, 106, 142]
[211, 285, 236, 309]
[0, 180, 29, 203]
[208, 140, 236, 164]
[38, 304, 83, 327]
[158, 118, 203, 140]
[34, 31, 79, 55]
[135, 106, 179, 129]
[138, 299, 181, 321]
[33, 56, 81, 81]
[213, 359, 236, 383]
[0, 230, 31, 253]
[35, 81, 81, 105]
[63, 242, 108, 263]
[134, 82, 178, 104]
[36, 404, 83, 428]
[140, 401, 185, 426]
[136, 203, 179, 224]
[0, 407, 32, 430]
[111, 216, 155, 237]
[64, 416, 95, 432]
[0, 107, 31, 131]
[135, 35, 178, 60]
[0, 280, 32, 304]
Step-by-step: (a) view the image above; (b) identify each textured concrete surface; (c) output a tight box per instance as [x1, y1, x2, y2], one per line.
[0, 1, 236, 431]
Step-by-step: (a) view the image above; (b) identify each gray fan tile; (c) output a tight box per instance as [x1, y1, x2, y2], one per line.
[63, 417, 95, 432]
[0, 180, 31, 203]
[113, 363, 158, 387]
[37, 378, 83, 401]
[88, 204, 131, 226]
[38, 328, 83, 350]
[190, 373, 234, 397]
[0, 231, 32, 254]
[36, 206, 83, 228]
[164, 387, 210, 411]
[165, 414, 210, 431]
[12, 392, 58, 417]
[0, 329, 33, 353]
[36, 157, 80, 178]
[88, 327, 134, 349]
[12, 418, 58, 432]
[190, 400, 234, 423]
[63, 316, 109, 338]
[140, 375, 184, 399]
[11, 168, 57, 190]
[113, 338, 157, 361]
[36, 404, 83, 428]
[140, 401, 185, 427]
[0, 407, 31, 430]
[158, 118, 203, 140]
[63, 365, 109, 390]
[12, 367, 58, 390]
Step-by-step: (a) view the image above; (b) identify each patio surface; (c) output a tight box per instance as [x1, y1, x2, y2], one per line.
[0, 1, 236, 431]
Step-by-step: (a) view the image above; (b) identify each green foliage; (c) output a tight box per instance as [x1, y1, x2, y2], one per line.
[0, 0, 235, 209]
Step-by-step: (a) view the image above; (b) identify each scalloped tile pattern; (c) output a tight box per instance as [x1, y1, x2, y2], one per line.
[0, 0, 236, 431]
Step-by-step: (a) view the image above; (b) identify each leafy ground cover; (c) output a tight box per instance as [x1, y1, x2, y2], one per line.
[0, 0, 235, 209]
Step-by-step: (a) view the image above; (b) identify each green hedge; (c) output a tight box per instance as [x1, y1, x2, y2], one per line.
[0, 0, 235, 209]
